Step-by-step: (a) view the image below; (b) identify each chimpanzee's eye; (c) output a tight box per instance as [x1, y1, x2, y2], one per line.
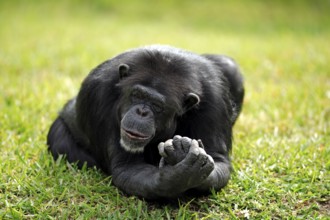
[131, 90, 143, 101]
[152, 102, 164, 113]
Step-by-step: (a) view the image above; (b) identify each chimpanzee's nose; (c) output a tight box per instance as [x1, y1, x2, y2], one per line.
[136, 105, 150, 117]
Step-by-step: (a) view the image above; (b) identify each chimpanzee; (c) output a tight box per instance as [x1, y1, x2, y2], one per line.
[47, 45, 244, 199]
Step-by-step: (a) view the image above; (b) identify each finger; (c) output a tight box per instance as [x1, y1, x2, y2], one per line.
[201, 159, 214, 176]
[197, 149, 214, 167]
[164, 139, 175, 155]
[172, 135, 182, 149]
[164, 139, 173, 146]
[158, 142, 167, 157]
[184, 140, 200, 165]
[200, 165, 213, 180]
[181, 137, 192, 153]
[198, 139, 205, 149]
[173, 135, 182, 140]
[206, 154, 214, 164]
[196, 153, 209, 166]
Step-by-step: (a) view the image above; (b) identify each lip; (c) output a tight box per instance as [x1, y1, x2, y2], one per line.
[122, 129, 151, 140]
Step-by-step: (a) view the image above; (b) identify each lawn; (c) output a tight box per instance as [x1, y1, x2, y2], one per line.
[0, 0, 329, 219]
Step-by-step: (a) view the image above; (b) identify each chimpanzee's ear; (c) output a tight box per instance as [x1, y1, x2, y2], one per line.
[183, 93, 200, 112]
[119, 64, 130, 79]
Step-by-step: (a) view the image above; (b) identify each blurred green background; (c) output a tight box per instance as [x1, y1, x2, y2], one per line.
[1, 0, 329, 219]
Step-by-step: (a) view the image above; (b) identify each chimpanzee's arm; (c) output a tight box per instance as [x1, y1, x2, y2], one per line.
[110, 141, 214, 199]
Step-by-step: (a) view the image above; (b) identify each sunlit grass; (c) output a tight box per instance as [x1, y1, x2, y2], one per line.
[1, 0, 329, 219]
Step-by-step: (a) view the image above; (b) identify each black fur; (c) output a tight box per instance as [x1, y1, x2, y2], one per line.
[47, 45, 244, 199]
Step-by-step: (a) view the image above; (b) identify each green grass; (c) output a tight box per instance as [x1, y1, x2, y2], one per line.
[1, 0, 329, 219]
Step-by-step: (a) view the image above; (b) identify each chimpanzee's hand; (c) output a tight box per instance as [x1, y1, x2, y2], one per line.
[157, 138, 215, 191]
[158, 136, 214, 171]
[158, 135, 192, 166]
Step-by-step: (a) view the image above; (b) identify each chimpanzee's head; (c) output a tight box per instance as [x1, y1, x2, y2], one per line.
[115, 53, 201, 153]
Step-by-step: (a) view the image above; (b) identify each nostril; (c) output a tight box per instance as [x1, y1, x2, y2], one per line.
[136, 106, 149, 117]
[141, 111, 148, 117]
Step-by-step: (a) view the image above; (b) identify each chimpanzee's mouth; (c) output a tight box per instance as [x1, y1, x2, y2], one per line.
[122, 129, 151, 140]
